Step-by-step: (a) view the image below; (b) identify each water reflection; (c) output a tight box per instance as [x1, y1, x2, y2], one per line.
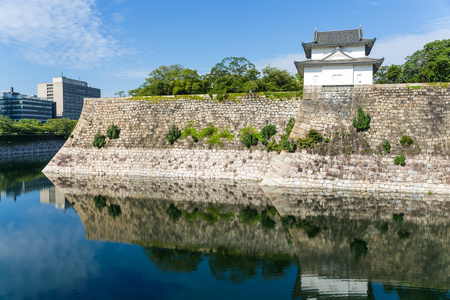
[45, 174, 449, 298]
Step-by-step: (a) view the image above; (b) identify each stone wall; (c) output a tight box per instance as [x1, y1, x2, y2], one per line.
[262, 84, 450, 195]
[43, 95, 300, 180]
[43, 85, 450, 195]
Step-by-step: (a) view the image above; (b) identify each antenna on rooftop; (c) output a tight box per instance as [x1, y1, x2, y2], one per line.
[61, 72, 64, 78]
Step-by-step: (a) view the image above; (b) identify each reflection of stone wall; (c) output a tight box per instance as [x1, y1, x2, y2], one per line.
[49, 175, 449, 290]
[264, 186, 449, 224]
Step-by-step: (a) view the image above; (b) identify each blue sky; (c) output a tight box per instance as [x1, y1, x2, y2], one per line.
[0, 0, 449, 97]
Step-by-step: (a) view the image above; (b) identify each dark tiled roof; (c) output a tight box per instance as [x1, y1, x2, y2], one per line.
[294, 57, 385, 76]
[302, 28, 376, 58]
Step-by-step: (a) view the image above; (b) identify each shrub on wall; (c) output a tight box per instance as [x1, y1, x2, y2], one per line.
[107, 124, 120, 139]
[93, 132, 106, 148]
[297, 129, 324, 149]
[240, 126, 260, 149]
[382, 140, 391, 153]
[206, 127, 235, 148]
[399, 135, 414, 146]
[199, 124, 219, 139]
[260, 124, 277, 146]
[352, 106, 371, 132]
[181, 121, 199, 142]
[166, 125, 181, 144]
[394, 154, 406, 166]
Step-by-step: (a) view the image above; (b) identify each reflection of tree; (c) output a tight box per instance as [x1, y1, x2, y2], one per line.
[208, 247, 297, 283]
[143, 247, 203, 273]
[0, 161, 46, 191]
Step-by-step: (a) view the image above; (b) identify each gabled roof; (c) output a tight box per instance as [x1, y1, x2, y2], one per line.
[302, 27, 376, 59]
[294, 57, 385, 77]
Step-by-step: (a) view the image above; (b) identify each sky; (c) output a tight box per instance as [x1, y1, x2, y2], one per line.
[0, 0, 449, 97]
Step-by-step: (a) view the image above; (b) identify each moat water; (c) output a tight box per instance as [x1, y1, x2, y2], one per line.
[0, 156, 448, 299]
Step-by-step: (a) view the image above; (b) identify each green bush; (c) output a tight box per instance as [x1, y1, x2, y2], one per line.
[281, 215, 296, 228]
[296, 219, 322, 238]
[93, 132, 106, 148]
[281, 117, 295, 140]
[352, 106, 371, 131]
[260, 124, 277, 146]
[382, 140, 391, 153]
[297, 129, 323, 149]
[394, 154, 406, 166]
[166, 125, 181, 144]
[107, 124, 120, 139]
[240, 126, 260, 149]
[206, 127, 234, 148]
[199, 124, 218, 139]
[280, 139, 297, 152]
[181, 121, 199, 142]
[399, 135, 414, 146]
[265, 140, 279, 152]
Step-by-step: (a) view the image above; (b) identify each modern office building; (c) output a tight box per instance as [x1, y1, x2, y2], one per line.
[38, 76, 101, 120]
[0, 87, 54, 122]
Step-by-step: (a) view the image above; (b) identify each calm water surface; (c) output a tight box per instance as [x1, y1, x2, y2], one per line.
[0, 157, 449, 299]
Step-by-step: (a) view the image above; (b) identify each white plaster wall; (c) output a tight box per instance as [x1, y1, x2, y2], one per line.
[311, 48, 335, 60]
[323, 65, 353, 85]
[353, 65, 373, 84]
[340, 45, 365, 58]
[311, 45, 365, 60]
[304, 67, 323, 85]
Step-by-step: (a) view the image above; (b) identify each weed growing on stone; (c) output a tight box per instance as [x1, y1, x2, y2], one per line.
[167, 203, 182, 222]
[181, 121, 199, 142]
[199, 124, 219, 139]
[107, 124, 120, 139]
[350, 238, 368, 261]
[352, 106, 371, 132]
[399, 135, 414, 146]
[393, 213, 404, 224]
[394, 154, 406, 166]
[260, 124, 277, 146]
[397, 229, 411, 239]
[166, 125, 181, 144]
[382, 140, 391, 153]
[93, 132, 106, 148]
[240, 126, 260, 149]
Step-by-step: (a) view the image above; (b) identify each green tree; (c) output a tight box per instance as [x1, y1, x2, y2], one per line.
[129, 65, 203, 96]
[0, 116, 14, 135]
[403, 39, 450, 82]
[260, 66, 302, 91]
[374, 65, 403, 84]
[209, 57, 260, 94]
[43, 118, 77, 137]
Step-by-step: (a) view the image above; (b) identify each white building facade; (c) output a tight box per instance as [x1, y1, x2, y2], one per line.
[38, 76, 100, 120]
[295, 27, 384, 86]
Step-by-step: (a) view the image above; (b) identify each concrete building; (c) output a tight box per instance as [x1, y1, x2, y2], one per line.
[295, 26, 384, 86]
[38, 76, 101, 120]
[0, 87, 54, 122]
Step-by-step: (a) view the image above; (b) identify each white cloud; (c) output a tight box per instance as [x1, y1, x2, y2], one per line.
[0, 0, 129, 69]
[371, 17, 450, 65]
[255, 53, 303, 74]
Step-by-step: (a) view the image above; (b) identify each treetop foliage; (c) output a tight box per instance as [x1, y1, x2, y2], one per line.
[374, 39, 450, 83]
[0, 116, 77, 138]
[128, 57, 303, 97]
